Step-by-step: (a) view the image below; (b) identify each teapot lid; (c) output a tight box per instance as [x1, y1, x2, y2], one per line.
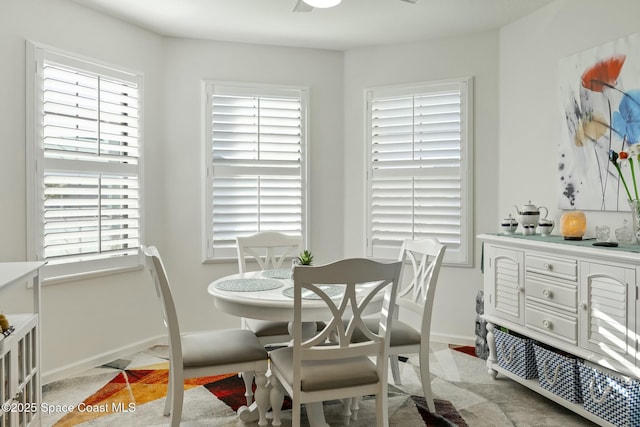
[520, 200, 539, 212]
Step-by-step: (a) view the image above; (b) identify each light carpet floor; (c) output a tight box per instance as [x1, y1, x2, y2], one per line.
[41, 342, 597, 426]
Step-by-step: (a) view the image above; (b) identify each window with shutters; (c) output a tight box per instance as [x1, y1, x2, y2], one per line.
[203, 82, 308, 261]
[27, 44, 143, 281]
[366, 78, 473, 266]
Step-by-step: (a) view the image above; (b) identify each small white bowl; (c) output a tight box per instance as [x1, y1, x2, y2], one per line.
[537, 223, 554, 236]
[500, 223, 518, 234]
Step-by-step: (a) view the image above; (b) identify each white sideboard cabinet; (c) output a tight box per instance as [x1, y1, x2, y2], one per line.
[0, 262, 45, 427]
[479, 233, 640, 426]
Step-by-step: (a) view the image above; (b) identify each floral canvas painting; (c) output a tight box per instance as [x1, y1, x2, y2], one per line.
[559, 32, 640, 211]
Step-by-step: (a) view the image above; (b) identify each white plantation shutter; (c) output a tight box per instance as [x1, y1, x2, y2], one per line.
[204, 83, 307, 260]
[367, 79, 473, 266]
[28, 46, 143, 280]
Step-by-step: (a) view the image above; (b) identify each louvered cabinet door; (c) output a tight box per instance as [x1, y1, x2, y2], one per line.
[485, 246, 525, 326]
[579, 262, 636, 366]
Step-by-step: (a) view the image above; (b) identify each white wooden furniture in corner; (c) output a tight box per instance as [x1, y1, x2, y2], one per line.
[0, 262, 45, 427]
[479, 233, 640, 427]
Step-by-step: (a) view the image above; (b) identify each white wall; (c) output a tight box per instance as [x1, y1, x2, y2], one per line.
[343, 33, 500, 344]
[0, 0, 344, 378]
[0, 0, 166, 378]
[159, 38, 344, 332]
[499, 0, 640, 231]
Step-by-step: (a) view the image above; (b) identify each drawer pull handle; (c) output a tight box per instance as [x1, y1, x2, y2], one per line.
[543, 263, 552, 270]
[580, 302, 587, 310]
[542, 289, 552, 298]
[517, 286, 525, 293]
[542, 319, 551, 329]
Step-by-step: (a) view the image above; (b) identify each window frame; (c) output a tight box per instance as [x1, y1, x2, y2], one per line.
[201, 81, 309, 262]
[365, 77, 473, 267]
[26, 42, 145, 283]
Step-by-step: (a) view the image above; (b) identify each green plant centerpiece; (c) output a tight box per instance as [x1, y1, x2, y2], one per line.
[297, 250, 313, 265]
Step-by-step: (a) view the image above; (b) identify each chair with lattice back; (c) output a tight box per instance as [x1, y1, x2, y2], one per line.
[268, 257, 403, 427]
[388, 238, 446, 412]
[236, 231, 304, 344]
[347, 238, 446, 414]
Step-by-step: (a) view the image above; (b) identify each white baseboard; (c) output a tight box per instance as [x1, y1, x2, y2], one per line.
[42, 335, 166, 385]
[430, 332, 476, 347]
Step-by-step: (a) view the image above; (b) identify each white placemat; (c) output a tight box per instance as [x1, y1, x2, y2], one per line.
[215, 278, 284, 292]
[261, 269, 292, 279]
[282, 285, 344, 300]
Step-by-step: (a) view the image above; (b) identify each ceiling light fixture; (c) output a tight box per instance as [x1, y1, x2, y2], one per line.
[303, 0, 342, 8]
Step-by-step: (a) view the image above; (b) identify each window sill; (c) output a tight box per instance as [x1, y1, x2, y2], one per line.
[41, 265, 143, 287]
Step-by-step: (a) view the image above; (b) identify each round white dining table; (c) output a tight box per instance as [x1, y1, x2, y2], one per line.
[207, 268, 382, 427]
[208, 268, 383, 321]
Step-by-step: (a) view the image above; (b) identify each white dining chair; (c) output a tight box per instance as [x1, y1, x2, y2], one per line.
[268, 258, 403, 427]
[389, 238, 445, 412]
[352, 238, 446, 414]
[236, 231, 304, 345]
[141, 245, 270, 427]
[236, 231, 309, 408]
[348, 239, 445, 413]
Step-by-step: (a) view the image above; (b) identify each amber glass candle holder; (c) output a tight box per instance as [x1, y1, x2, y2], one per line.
[560, 211, 586, 240]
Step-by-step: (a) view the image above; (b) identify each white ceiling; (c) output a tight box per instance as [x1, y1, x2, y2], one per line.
[71, 0, 553, 51]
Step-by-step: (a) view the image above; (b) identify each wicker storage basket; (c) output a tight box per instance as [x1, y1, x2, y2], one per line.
[533, 343, 581, 403]
[494, 328, 537, 379]
[578, 360, 640, 426]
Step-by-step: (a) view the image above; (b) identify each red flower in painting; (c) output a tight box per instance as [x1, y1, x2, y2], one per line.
[581, 54, 626, 92]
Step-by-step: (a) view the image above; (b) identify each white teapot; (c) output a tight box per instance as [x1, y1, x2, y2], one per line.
[514, 201, 548, 228]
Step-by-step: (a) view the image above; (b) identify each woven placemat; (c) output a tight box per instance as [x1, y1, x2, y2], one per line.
[282, 285, 343, 300]
[261, 269, 292, 279]
[215, 278, 284, 292]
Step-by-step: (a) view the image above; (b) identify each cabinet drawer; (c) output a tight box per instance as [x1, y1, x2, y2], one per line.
[526, 254, 577, 281]
[525, 305, 577, 344]
[526, 275, 577, 312]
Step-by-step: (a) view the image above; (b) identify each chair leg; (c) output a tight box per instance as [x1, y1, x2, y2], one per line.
[253, 370, 269, 427]
[164, 370, 173, 416]
[168, 368, 184, 427]
[350, 396, 360, 421]
[342, 398, 352, 425]
[292, 402, 302, 427]
[419, 349, 435, 413]
[269, 374, 285, 427]
[389, 354, 402, 385]
[305, 402, 329, 427]
[341, 396, 360, 424]
[375, 389, 389, 427]
[242, 370, 255, 406]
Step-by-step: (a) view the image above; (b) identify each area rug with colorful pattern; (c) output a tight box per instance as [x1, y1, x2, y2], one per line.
[43, 346, 470, 426]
